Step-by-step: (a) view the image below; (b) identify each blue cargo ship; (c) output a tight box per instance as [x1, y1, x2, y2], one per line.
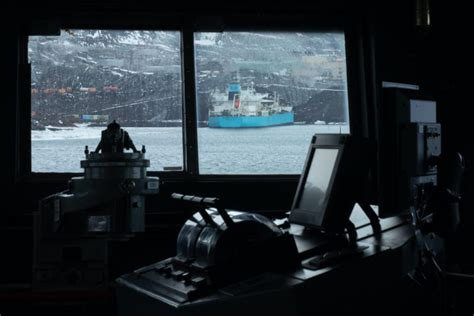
[208, 82, 294, 128]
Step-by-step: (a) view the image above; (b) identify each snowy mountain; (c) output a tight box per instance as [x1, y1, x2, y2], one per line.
[30, 30, 348, 127]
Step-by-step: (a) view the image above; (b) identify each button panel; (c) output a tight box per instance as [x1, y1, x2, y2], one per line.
[153, 262, 207, 289]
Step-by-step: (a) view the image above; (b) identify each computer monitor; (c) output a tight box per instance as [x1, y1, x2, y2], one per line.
[289, 134, 370, 233]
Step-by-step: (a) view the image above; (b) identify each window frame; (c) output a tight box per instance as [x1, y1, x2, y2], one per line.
[18, 13, 370, 183]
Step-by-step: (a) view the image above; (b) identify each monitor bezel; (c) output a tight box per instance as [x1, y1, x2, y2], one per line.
[289, 136, 345, 229]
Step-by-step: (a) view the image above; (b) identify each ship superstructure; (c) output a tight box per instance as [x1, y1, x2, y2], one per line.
[208, 82, 294, 128]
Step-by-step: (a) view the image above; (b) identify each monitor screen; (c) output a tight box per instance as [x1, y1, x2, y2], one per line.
[297, 148, 339, 225]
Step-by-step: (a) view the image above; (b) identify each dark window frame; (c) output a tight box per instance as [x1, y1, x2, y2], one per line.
[17, 13, 371, 184]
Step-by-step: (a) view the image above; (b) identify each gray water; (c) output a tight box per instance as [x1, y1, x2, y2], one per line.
[32, 124, 349, 174]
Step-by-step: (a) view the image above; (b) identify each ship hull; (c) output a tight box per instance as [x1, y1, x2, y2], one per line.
[208, 112, 294, 128]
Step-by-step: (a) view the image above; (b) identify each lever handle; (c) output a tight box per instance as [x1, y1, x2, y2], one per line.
[171, 193, 235, 227]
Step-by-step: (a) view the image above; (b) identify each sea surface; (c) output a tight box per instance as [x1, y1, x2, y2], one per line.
[32, 124, 349, 174]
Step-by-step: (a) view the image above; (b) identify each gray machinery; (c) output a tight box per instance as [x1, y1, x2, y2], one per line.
[378, 88, 464, 291]
[378, 88, 442, 218]
[33, 121, 159, 290]
[131, 193, 300, 302]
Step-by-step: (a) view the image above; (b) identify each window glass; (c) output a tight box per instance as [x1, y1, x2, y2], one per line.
[194, 32, 349, 174]
[29, 30, 183, 172]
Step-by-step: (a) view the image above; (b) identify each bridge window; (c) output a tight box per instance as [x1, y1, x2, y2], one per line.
[29, 30, 183, 172]
[195, 32, 350, 174]
[28, 29, 350, 175]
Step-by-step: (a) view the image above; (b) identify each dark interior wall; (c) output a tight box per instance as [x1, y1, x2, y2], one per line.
[2, 0, 473, 283]
[429, 3, 474, 261]
[371, 1, 474, 261]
